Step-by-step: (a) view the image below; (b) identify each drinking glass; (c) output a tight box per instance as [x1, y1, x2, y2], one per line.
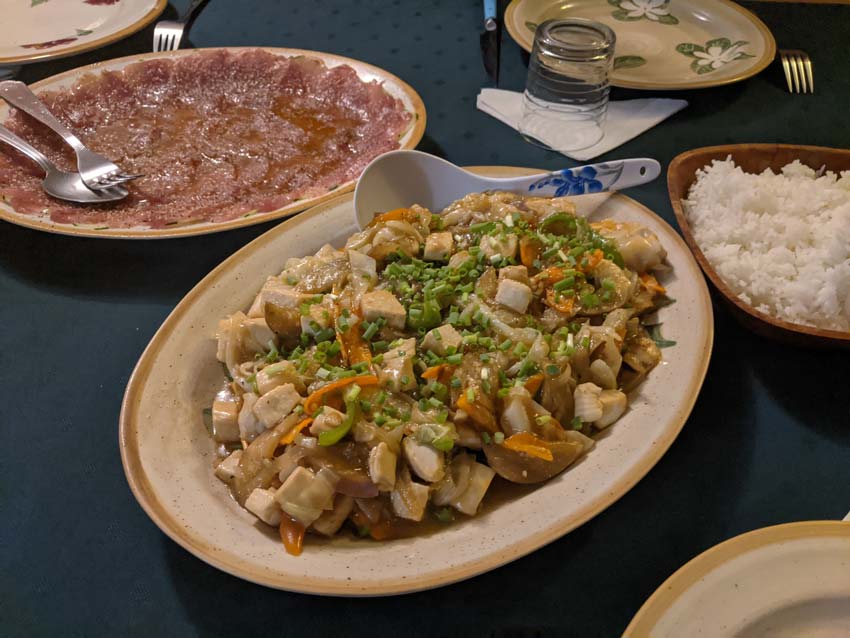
[519, 18, 616, 153]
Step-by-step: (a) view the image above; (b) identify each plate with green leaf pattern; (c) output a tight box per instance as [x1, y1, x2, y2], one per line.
[505, 0, 776, 90]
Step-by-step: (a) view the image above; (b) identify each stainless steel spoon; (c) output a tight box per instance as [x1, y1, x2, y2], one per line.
[0, 124, 128, 204]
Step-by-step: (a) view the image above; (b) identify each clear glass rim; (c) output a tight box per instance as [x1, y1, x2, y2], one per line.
[534, 18, 616, 53]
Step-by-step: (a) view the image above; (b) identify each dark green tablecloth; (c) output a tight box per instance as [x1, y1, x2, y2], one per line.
[2, 1, 849, 636]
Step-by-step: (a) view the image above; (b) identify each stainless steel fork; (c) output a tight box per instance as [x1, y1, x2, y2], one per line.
[153, 0, 212, 52]
[0, 81, 141, 189]
[780, 49, 814, 94]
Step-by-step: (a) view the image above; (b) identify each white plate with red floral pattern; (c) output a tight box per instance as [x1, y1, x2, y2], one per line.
[0, 0, 166, 69]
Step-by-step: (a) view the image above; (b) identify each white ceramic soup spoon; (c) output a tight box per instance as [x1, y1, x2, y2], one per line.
[353, 150, 660, 229]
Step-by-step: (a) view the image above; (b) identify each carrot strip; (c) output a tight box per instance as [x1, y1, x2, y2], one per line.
[545, 289, 576, 315]
[519, 236, 542, 270]
[536, 266, 565, 284]
[421, 364, 444, 380]
[303, 375, 379, 415]
[280, 418, 312, 446]
[585, 248, 604, 269]
[502, 432, 554, 461]
[366, 520, 395, 541]
[523, 374, 545, 397]
[640, 272, 666, 294]
[368, 207, 411, 227]
[456, 393, 499, 433]
[279, 515, 306, 556]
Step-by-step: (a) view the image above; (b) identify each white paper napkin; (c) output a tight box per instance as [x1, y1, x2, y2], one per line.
[477, 88, 688, 162]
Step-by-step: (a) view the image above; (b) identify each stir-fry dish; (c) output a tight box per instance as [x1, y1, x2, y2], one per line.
[208, 192, 671, 555]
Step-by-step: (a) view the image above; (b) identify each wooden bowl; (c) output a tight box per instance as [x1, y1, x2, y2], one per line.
[668, 144, 850, 349]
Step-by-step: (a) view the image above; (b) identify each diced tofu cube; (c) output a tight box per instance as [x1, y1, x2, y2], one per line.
[247, 277, 272, 317]
[274, 467, 336, 526]
[245, 488, 282, 526]
[368, 442, 398, 492]
[423, 231, 454, 261]
[495, 278, 533, 314]
[390, 467, 430, 522]
[452, 462, 495, 516]
[248, 279, 310, 317]
[257, 361, 306, 396]
[360, 290, 406, 330]
[448, 250, 473, 270]
[498, 265, 530, 285]
[212, 399, 240, 442]
[240, 317, 277, 353]
[402, 437, 445, 482]
[300, 303, 332, 338]
[238, 392, 264, 442]
[480, 234, 518, 260]
[309, 406, 345, 436]
[256, 361, 294, 396]
[594, 389, 628, 429]
[263, 281, 310, 309]
[214, 450, 243, 484]
[252, 383, 302, 428]
[421, 324, 463, 356]
[378, 338, 417, 392]
[311, 494, 355, 536]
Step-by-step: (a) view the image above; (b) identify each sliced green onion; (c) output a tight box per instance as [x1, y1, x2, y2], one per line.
[581, 293, 600, 308]
[362, 321, 379, 340]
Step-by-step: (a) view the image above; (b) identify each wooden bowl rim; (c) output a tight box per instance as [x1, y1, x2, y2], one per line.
[667, 143, 850, 344]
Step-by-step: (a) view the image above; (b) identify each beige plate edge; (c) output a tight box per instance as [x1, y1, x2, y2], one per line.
[504, 0, 777, 90]
[0, 47, 426, 239]
[0, 0, 168, 66]
[624, 520, 850, 636]
[119, 168, 715, 596]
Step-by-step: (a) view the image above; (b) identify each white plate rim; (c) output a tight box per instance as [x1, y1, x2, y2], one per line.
[0, 0, 167, 66]
[119, 171, 714, 595]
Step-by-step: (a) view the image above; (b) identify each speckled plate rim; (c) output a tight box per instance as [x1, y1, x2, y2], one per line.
[0, 47, 426, 239]
[624, 520, 850, 637]
[120, 171, 714, 595]
[0, 0, 167, 66]
[504, 0, 777, 90]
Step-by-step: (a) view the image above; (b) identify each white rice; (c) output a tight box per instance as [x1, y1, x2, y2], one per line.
[684, 158, 850, 332]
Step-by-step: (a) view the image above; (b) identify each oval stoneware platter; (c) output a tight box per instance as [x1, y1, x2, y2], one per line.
[120, 166, 714, 595]
[505, 0, 776, 90]
[0, 47, 426, 239]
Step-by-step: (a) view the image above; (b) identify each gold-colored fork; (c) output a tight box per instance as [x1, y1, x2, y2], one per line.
[780, 50, 814, 94]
